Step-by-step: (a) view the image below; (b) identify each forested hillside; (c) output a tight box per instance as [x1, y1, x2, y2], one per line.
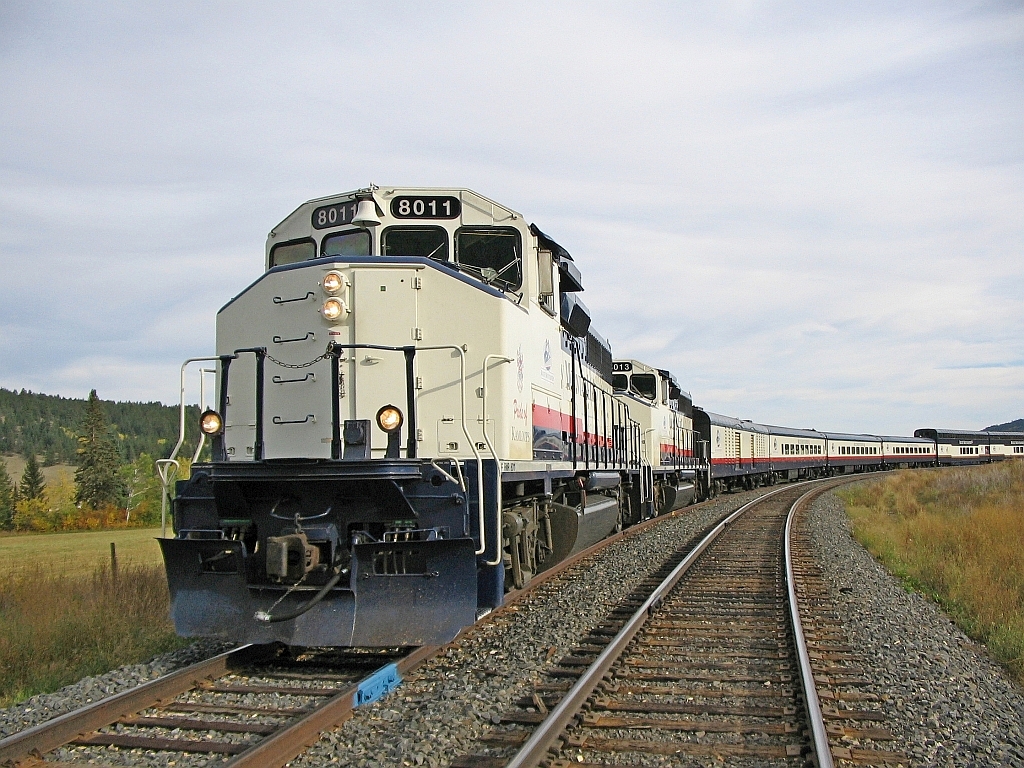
[0, 388, 199, 464]
[986, 419, 1024, 432]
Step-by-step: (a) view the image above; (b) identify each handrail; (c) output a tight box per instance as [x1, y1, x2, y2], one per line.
[157, 356, 222, 538]
[167, 344, 496, 563]
[641, 427, 656, 506]
[190, 368, 216, 464]
[482, 354, 514, 566]
[168, 357, 223, 465]
[155, 458, 179, 539]
[412, 345, 486, 557]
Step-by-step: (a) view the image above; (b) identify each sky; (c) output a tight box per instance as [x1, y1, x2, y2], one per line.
[1, 1, 1021, 435]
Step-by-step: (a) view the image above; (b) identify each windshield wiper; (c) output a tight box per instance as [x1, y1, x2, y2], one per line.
[456, 261, 517, 292]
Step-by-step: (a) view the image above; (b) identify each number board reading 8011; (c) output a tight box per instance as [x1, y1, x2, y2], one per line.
[391, 196, 461, 220]
[311, 200, 359, 230]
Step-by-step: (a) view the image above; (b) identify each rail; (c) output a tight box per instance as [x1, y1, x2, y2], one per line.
[0, 645, 269, 764]
[786, 486, 835, 768]
[503, 484, 795, 768]
[500, 477, 867, 768]
[3, 483, 809, 768]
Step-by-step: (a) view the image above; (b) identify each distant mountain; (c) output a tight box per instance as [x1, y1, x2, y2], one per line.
[0, 387, 200, 465]
[985, 418, 1024, 432]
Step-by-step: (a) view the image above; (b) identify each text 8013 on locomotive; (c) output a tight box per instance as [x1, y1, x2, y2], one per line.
[161, 186, 702, 648]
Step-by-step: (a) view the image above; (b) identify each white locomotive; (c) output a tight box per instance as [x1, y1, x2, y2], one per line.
[162, 186, 697, 647]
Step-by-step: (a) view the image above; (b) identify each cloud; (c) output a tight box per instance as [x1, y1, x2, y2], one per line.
[1, 1, 1022, 435]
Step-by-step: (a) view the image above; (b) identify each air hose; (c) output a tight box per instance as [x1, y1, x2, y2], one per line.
[254, 569, 344, 624]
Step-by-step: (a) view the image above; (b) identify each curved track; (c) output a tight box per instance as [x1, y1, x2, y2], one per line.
[0, 479, 908, 767]
[454, 479, 906, 767]
[0, 490, 730, 768]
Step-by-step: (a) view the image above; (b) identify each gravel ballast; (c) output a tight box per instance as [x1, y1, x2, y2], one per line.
[290, 490, 770, 768]
[807, 487, 1024, 767]
[0, 639, 234, 739]
[6, 480, 1021, 768]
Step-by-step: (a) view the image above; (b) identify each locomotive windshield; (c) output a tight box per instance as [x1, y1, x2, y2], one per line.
[382, 226, 448, 261]
[269, 239, 315, 267]
[630, 373, 658, 400]
[322, 230, 371, 257]
[455, 228, 521, 290]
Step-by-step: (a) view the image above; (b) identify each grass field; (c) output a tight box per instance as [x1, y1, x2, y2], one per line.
[839, 461, 1024, 682]
[0, 524, 182, 705]
[0, 527, 166, 578]
[0, 560, 186, 706]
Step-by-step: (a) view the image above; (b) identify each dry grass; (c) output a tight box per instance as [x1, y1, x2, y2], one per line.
[839, 461, 1024, 681]
[0, 559, 187, 706]
[1, 454, 77, 486]
[0, 527, 165, 579]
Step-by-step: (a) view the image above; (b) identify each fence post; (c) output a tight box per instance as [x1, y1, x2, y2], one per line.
[110, 542, 118, 584]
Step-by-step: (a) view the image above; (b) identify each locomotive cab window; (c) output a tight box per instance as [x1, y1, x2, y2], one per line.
[630, 373, 658, 401]
[455, 228, 522, 290]
[612, 374, 628, 392]
[322, 230, 371, 258]
[382, 226, 448, 261]
[269, 238, 316, 268]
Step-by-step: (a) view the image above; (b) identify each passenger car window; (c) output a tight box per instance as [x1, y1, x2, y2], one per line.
[322, 230, 371, 257]
[455, 228, 522, 290]
[382, 226, 448, 261]
[269, 239, 315, 267]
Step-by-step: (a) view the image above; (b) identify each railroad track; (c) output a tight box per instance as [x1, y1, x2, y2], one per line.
[454, 478, 908, 767]
[2, 479, 901, 768]
[0, 643, 427, 767]
[0, 488, 735, 768]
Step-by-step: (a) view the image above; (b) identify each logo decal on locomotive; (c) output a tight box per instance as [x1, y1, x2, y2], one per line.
[540, 339, 555, 384]
[516, 345, 524, 392]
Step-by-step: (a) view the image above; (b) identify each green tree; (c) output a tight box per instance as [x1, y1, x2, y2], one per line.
[75, 390, 125, 508]
[42, 445, 60, 466]
[20, 454, 45, 500]
[0, 461, 15, 530]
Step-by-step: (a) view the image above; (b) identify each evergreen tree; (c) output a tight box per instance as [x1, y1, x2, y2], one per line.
[0, 462, 15, 530]
[75, 390, 126, 508]
[43, 445, 60, 466]
[20, 454, 45, 500]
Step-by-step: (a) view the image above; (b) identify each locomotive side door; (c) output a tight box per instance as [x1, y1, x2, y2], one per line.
[353, 268, 420, 456]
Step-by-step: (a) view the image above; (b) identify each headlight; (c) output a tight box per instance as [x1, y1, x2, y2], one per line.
[322, 298, 346, 321]
[323, 271, 344, 294]
[200, 409, 223, 435]
[376, 405, 403, 432]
